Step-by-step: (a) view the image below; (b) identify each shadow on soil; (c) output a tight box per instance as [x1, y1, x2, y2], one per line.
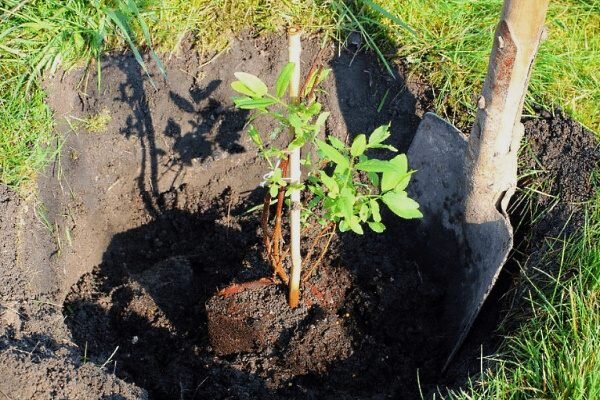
[0, 330, 73, 364]
[113, 57, 248, 217]
[328, 41, 420, 150]
[64, 200, 275, 398]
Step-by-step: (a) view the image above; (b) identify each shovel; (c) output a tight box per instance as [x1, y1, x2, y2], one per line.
[406, 0, 550, 369]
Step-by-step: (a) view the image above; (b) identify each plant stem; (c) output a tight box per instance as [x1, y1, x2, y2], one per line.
[261, 192, 272, 252]
[272, 158, 290, 284]
[288, 26, 302, 308]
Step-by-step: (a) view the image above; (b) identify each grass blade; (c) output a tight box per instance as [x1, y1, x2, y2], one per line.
[360, 0, 416, 36]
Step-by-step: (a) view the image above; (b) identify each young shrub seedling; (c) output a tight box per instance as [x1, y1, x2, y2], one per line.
[231, 30, 422, 307]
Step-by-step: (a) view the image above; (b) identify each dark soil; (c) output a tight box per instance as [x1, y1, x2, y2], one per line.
[521, 113, 598, 239]
[0, 32, 597, 400]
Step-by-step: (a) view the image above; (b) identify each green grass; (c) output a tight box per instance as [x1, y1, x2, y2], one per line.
[448, 188, 600, 400]
[335, 0, 600, 132]
[0, 87, 57, 189]
[149, 0, 337, 54]
[73, 108, 113, 133]
[0, 0, 163, 191]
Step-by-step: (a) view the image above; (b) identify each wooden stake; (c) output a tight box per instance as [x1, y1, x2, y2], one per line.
[287, 27, 302, 308]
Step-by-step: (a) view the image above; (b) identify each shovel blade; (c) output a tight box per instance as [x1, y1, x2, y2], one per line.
[407, 113, 514, 370]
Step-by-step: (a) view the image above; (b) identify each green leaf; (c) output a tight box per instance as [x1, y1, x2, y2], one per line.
[334, 163, 349, 175]
[382, 192, 423, 219]
[316, 68, 331, 86]
[269, 184, 279, 198]
[323, 196, 336, 211]
[314, 112, 330, 136]
[316, 139, 350, 169]
[231, 81, 257, 97]
[349, 216, 364, 234]
[288, 112, 303, 130]
[308, 181, 325, 198]
[328, 136, 346, 151]
[381, 154, 408, 191]
[394, 173, 411, 192]
[370, 199, 381, 222]
[271, 167, 284, 184]
[307, 196, 321, 210]
[339, 220, 350, 232]
[390, 154, 408, 172]
[355, 159, 399, 174]
[288, 137, 304, 150]
[368, 172, 380, 187]
[351, 134, 367, 157]
[303, 70, 318, 97]
[248, 125, 262, 147]
[368, 221, 386, 233]
[263, 147, 285, 159]
[368, 124, 391, 146]
[285, 183, 304, 196]
[320, 172, 339, 198]
[369, 143, 398, 152]
[359, 202, 370, 222]
[338, 191, 355, 221]
[276, 62, 295, 97]
[233, 72, 268, 97]
[233, 97, 277, 110]
[307, 101, 322, 116]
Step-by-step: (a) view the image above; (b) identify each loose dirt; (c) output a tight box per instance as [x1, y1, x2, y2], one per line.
[0, 33, 596, 400]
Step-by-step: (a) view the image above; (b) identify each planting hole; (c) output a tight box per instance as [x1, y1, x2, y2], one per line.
[50, 35, 597, 399]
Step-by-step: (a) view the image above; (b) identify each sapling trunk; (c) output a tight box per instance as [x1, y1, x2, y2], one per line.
[287, 27, 302, 308]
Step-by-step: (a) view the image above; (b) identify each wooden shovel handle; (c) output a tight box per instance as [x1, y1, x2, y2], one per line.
[502, 0, 550, 43]
[465, 0, 549, 220]
[471, 0, 550, 152]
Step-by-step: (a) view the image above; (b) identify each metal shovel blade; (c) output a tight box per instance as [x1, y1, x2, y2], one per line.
[407, 113, 514, 370]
